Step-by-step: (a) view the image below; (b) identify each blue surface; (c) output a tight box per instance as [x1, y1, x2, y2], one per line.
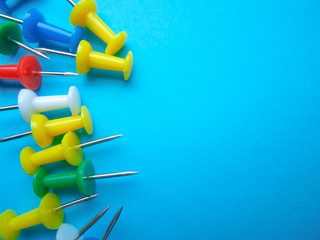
[1, 0, 320, 239]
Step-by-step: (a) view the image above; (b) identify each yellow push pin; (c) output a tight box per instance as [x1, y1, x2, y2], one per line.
[67, 0, 127, 55]
[35, 40, 133, 80]
[0, 106, 93, 148]
[20, 131, 122, 175]
[0, 193, 98, 240]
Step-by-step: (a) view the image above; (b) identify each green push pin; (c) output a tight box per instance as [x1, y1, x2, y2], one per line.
[0, 21, 49, 59]
[33, 160, 138, 197]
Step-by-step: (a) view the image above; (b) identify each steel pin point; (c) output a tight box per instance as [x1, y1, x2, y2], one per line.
[0, 86, 81, 122]
[0, 193, 99, 240]
[72, 205, 110, 240]
[20, 132, 122, 175]
[35, 39, 133, 80]
[0, 21, 49, 59]
[0, 55, 78, 90]
[33, 160, 138, 197]
[66, 0, 127, 55]
[0, 106, 93, 148]
[0, 9, 84, 53]
[101, 206, 123, 240]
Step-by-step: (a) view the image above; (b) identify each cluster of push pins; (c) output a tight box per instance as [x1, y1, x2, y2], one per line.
[0, 0, 137, 239]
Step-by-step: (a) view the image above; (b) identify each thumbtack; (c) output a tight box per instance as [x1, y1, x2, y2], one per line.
[0, 0, 9, 12]
[35, 40, 133, 80]
[0, 86, 81, 122]
[33, 160, 138, 197]
[0, 106, 93, 148]
[67, 0, 127, 55]
[0, 8, 84, 53]
[0, 193, 99, 240]
[0, 55, 78, 90]
[0, 21, 49, 59]
[57, 206, 123, 240]
[20, 131, 122, 175]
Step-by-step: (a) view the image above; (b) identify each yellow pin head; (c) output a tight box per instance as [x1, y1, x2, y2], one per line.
[61, 131, 83, 166]
[0, 210, 19, 240]
[123, 51, 133, 80]
[76, 40, 92, 74]
[39, 193, 63, 229]
[105, 31, 128, 55]
[20, 147, 37, 175]
[69, 0, 97, 27]
[31, 114, 52, 148]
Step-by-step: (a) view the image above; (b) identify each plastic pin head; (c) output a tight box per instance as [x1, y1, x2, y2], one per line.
[31, 106, 92, 148]
[20, 132, 122, 175]
[0, 193, 97, 240]
[69, 0, 127, 55]
[0, 21, 22, 55]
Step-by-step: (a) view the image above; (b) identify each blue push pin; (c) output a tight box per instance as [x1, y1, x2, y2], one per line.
[0, 8, 84, 53]
[0, 0, 9, 12]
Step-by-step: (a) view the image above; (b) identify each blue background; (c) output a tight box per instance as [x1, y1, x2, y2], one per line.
[0, 0, 320, 239]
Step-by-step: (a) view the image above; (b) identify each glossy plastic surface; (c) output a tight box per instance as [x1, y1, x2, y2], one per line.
[0, 55, 42, 90]
[76, 40, 133, 80]
[18, 86, 81, 122]
[33, 160, 95, 197]
[0, 194, 63, 240]
[30, 106, 93, 148]
[0, 22, 22, 55]
[23, 8, 84, 53]
[69, 0, 126, 54]
[56, 223, 84, 240]
[20, 131, 83, 175]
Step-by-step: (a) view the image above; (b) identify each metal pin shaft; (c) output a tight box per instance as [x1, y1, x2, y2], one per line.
[40, 71, 79, 77]
[35, 47, 76, 58]
[85, 171, 138, 180]
[54, 193, 99, 212]
[102, 206, 123, 240]
[72, 205, 110, 240]
[10, 38, 50, 60]
[0, 131, 32, 142]
[0, 14, 23, 24]
[0, 104, 18, 111]
[66, 0, 76, 7]
[78, 134, 123, 149]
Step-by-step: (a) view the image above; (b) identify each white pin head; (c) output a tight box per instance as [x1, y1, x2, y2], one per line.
[56, 223, 84, 240]
[68, 86, 81, 116]
[18, 89, 37, 122]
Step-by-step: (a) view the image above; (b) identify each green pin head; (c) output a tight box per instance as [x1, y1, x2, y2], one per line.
[76, 160, 95, 195]
[33, 167, 50, 198]
[0, 21, 22, 55]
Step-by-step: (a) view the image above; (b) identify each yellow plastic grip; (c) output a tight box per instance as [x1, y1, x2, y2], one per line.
[69, 0, 127, 55]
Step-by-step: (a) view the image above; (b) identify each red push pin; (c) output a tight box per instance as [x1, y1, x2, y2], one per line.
[0, 55, 78, 90]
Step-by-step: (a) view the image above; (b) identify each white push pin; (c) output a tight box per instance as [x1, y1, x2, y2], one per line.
[0, 86, 81, 122]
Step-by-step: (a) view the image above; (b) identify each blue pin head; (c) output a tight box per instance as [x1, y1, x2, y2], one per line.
[22, 8, 45, 43]
[0, 0, 9, 12]
[70, 26, 84, 53]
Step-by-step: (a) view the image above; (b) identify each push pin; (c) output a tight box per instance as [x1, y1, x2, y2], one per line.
[21, 131, 122, 175]
[0, 8, 84, 53]
[67, 0, 127, 55]
[0, 0, 10, 12]
[56, 206, 123, 240]
[33, 160, 138, 197]
[36, 40, 133, 80]
[0, 86, 81, 122]
[0, 193, 99, 240]
[0, 106, 93, 148]
[0, 21, 49, 59]
[0, 55, 78, 90]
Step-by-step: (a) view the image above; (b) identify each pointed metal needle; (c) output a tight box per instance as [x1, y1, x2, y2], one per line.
[0, 131, 32, 142]
[85, 171, 138, 180]
[72, 205, 111, 240]
[78, 134, 123, 149]
[0, 104, 18, 111]
[54, 193, 99, 212]
[35, 47, 76, 58]
[10, 38, 50, 60]
[66, 0, 76, 7]
[40, 71, 79, 76]
[0, 14, 23, 24]
[101, 206, 123, 240]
